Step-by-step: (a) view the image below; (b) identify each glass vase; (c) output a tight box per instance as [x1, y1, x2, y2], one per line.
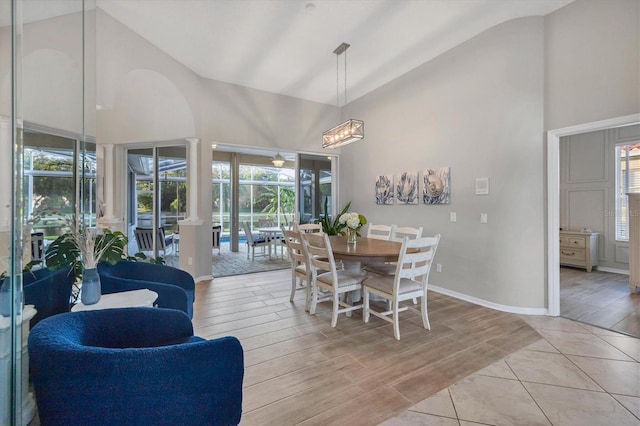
[81, 267, 101, 305]
[347, 227, 357, 244]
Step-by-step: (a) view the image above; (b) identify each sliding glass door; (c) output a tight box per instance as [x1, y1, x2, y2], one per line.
[127, 145, 186, 259]
[298, 154, 333, 224]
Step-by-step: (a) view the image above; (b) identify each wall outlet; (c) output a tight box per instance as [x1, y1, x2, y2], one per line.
[481, 213, 488, 224]
[450, 212, 457, 222]
[188, 257, 193, 265]
[436, 263, 442, 273]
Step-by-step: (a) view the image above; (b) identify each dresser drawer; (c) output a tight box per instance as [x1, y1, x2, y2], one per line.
[559, 236, 570, 246]
[560, 248, 585, 263]
[567, 237, 586, 248]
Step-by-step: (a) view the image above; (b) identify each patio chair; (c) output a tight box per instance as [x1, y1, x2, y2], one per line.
[134, 227, 172, 256]
[241, 222, 270, 260]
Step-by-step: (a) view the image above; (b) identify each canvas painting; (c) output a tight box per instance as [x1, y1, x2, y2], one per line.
[423, 167, 450, 204]
[396, 171, 419, 205]
[375, 174, 394, 205]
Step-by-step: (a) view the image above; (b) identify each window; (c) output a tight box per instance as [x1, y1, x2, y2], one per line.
[615, 143, 640, 241]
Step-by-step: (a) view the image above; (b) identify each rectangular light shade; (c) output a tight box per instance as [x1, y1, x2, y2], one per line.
[322, 119, 364, 149]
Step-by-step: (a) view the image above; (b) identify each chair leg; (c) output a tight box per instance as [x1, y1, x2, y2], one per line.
[310, 283, 318, 314]
[331, 292, 339, 327]
[246, 244, 249, 259]
[393, 299, 401, 340]
[421, 295, 430, 330]
[413, 297, 418, 305]
[363, 288, 370, 323]
[304, 279, 311, 312]
[289, 274, 297, 302]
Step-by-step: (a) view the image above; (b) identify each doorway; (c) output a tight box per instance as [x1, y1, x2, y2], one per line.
[547, 114, 640, 326]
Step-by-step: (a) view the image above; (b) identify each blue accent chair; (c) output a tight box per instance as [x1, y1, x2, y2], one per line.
[29, 308, 244, 426]
[98, 261, 195, 318]
[23, 266, 74, 327]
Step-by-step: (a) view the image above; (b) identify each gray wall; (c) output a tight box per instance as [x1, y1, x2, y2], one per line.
[545, 0, 640, 130]
[342, 17, 546, 309]
[560, 125, 640, 271]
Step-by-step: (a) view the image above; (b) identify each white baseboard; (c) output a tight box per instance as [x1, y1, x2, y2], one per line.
[596, 266, 629, 275]
[429, 285, 549, 316]
[195, 275, 213, 283]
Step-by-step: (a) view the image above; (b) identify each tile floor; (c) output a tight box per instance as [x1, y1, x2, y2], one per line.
[381, 315, 640, 426]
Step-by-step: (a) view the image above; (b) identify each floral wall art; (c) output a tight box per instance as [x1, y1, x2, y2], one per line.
[423, 167, 450, 204]
[375, 174, 394, 205]
[396, 171, 419, 205]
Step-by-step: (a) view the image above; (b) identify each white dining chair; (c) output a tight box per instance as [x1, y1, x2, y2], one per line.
[391, 226, 423, 241]
[302, 232, 367, 327]
[283, 229, 312, 311]
[295, 223, 323, 234]
[366, 224, 396, 241]
[363, 234, 440, 340]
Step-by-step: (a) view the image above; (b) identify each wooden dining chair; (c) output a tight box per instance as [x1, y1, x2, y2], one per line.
[391, 226, 423, 242]
[295, 223, 323, 234]
[283, 229, 312, 311]
[363, 234, 440, 340]
[302, 232, 367, 327]
[366, 224, 396, 241]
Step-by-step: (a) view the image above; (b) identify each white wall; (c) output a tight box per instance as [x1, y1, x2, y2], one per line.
[96, 10, 338, 279]
[342, 17, 546, 309]
[545, 0, 640, 130]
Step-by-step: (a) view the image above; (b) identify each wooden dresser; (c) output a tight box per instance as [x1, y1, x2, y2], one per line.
[559, 231, 599, 272]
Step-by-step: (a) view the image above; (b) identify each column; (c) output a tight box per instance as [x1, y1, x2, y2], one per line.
[97, 143, 123, 231]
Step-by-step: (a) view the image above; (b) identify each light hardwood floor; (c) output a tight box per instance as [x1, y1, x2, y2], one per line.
[561, 266, 640, 338]
[193, 270, 541, 426]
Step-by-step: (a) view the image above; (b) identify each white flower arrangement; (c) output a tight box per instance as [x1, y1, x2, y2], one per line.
[338, 212, 366, 230]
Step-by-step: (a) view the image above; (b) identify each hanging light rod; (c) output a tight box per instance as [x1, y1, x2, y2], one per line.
[322, 42, 364, 149]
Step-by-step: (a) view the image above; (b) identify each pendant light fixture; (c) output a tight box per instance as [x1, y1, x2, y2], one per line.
[272, 152, 285, 167]
[322, 42, 364, 149]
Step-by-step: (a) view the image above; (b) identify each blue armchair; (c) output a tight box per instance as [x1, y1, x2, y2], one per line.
[23, 266, 74, 327]
[98, 261, 195, 318]
[29, 308, 244, 426]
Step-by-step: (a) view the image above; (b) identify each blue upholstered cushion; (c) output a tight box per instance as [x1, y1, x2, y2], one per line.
[23, 266, 74, 326]
[29, 308, 244, 425]
[98, 261, 195, 318]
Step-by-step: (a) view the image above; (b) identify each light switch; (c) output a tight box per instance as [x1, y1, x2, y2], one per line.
[450, 212, 457, 222]
[481, 213, 488, 224]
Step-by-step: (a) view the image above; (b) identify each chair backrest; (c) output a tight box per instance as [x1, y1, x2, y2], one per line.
[302, 232, 338, 286]
[394, 234, 440, 292]
[134, 227, 166, 251]
[212, 225, 221, 248]
[31, 232, 45, 262]
[391, 226, 423, 242]
[366, 224, 396, 241]
[241, 221, 255, 245]
[283, 229, 309, 273]
[295, 223, 323, 234]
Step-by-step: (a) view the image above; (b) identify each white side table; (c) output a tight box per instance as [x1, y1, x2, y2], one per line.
[0, 305, 37, 426]
[72, 289, 158, 312]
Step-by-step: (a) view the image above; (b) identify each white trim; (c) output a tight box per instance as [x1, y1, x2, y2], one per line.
[547, 114, 640, 317]
[429, 285, 548, 316]
[195, 275, 213, 283]
[596, 266, 629, 275]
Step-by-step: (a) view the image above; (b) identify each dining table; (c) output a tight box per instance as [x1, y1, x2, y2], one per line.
[328, 235, 404, 304]
[258, 226, 284, 258]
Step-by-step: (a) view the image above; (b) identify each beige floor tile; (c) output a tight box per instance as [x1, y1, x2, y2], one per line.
[568, 355, 640, 397]
[409, 388, 457, 418]
[523, 382, 640, 426]
[378, 411, 459, 426]
[505, 350, 602, 391]
[522, 315, 591, 333]
[538, 329, 635, 361]
[598, 335, 640, 362]
[459, 422, 492, 426]
[449, 375, 550, 426]
[523, 338, 560, 353]
[612, 394, 640, 419]
[577, 322, 631, 337]
[473, 358, 517, 380]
